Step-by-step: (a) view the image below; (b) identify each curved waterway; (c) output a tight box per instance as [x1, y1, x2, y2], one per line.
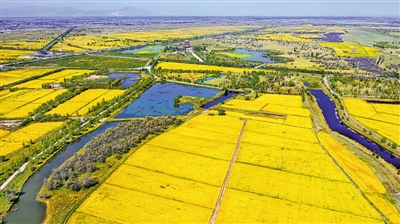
[310, 90, 400, 168]
[202, 91, 235, 109]
[4, 122, 119, 224]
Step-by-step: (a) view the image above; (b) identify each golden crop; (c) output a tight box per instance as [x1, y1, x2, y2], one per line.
[317, 132, 386, 193]
[216, 189, 382, 223]
[157, 62, 256, 73]
[0, 122, 64, 156]
[47, 89, 123, 116]
[71, 111, 389, 223]
[15, 69, 93, 88]
[0, 68, 54, 86]
[343, 98, 399, 144]
[319, 42, 381, 58]
[283, 114, 313, 128]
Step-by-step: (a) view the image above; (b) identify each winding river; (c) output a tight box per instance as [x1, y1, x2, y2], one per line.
[4, 122, 119, 224]
[310, 90, 400, 168]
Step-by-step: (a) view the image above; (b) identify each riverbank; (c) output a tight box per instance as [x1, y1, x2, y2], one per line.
[305, 92, 400, 220]
[38, 120, 183, 224]
[2, 77, 156, 218]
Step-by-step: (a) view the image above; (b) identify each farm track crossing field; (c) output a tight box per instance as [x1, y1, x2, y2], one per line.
[0, 89, 67, 118]
[73, 184, 213, 223]
[15, 69, 93, 88]
[0, 68, 54, 86]
[71, 101, 390, 223]
[343, 99, 400, 145]
[0, 122, 64, 156]
[216, 189, 382, 223]
[47, 89, 124, 116]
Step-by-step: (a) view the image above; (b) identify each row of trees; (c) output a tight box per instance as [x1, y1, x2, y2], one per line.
[45, 115, 182, 191]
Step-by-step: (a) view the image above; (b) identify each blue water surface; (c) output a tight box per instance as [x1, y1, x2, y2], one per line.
[310, 90, 400, 168]
[202, 91, 235, 109]
[235, 49, 273, 63]
[109, 73, 141, 87]
[115, 82, 219, 118]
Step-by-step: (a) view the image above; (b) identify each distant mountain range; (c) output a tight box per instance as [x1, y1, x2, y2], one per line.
[2, 6, 154, 17]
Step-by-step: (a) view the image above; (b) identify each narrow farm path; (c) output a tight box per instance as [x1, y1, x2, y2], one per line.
[209, 118, 248, 224]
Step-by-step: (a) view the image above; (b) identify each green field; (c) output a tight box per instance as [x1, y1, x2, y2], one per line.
[21, 55, 149, 69]
[342, 30, 399, 46]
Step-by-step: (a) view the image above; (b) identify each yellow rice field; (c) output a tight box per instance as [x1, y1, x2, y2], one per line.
[15, 69, 93, 88]
[0, 129, 10, 138]
[372, 104, 400, 116]
[73, 184, 212, 223]
[75, 90, 125, 115]
[245, 119, 317, 143]
[47, 89, 123, 116]
[222, 93, 310, 117]
[0, 49, 36, 62]
[157, 62, 255, 73]
[0, 122, 64, 156]
[283, 114, 313, 128]
[318, 42, 381, 58]
[71, 110, 389, 223]
[227, 162, 381, 219]
[50, 42, 87, 52]
[216, 189, 382, 223]
[0, 40, 50, 50]
[343, 99, 399, 145]
[221, 99, 266, 111]
[343, 98, 377, 118]
[365, 193, 400, 224]
[256, 94, 304, 108]
[356, 117, 400, 145]
[124, 144, 230, 186]
[317, 132, 386, 193]
[0, 68, 54, 86]
[237, 142, 348, 181]
[0, 90, 67, 118]
[105, 165, 220, 209]
[261, 104, 310, 117]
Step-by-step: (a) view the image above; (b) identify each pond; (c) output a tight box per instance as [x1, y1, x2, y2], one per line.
[235, 49, 273, 64]
[121, 45, 164, 55]
[4, 122, 119, 224]
[109, 73, 141, 87]
[115, 82, 220, 118]
[310, 90, 400, 168]
[202, 91, 236, 109]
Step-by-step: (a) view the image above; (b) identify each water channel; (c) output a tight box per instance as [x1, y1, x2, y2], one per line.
[310, 89, 400, 168]
[4, 82, 231, 223]
[235, 49, 273, 63]
[4, 122, 119, 224]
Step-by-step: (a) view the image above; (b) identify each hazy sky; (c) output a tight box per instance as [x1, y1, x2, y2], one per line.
[2, 0, 399, 17]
